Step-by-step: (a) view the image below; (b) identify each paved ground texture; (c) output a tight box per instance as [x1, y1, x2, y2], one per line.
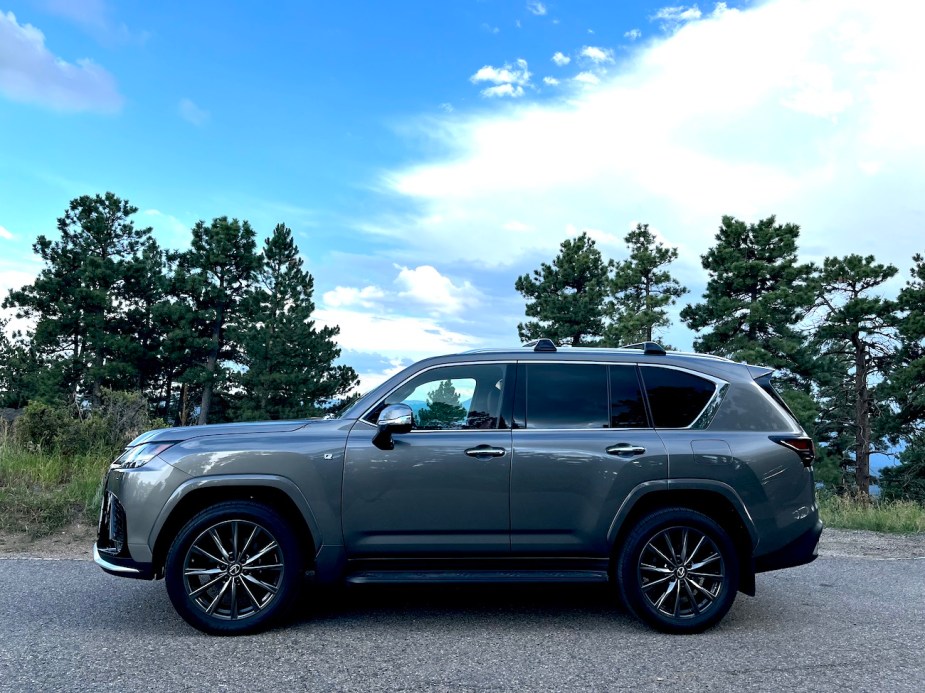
[0, 532, 923, 692]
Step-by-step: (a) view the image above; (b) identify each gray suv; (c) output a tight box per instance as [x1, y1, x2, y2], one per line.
[94, 340, 822, 635]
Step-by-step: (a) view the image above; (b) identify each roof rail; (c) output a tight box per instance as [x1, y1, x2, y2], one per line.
[523, 338, 558, 352]
[621, 341, 667, 356]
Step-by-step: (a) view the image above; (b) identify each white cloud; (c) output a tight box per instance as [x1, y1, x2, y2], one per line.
[481, 23, 500, 34]
[573, 71, 600, 85]
[439, 102, 454, 113]
[625, 29, 642, 40]
[470, 59, 532, 98]
[481, 84, 525, 98]
[178, 98, 209, 126]
[371, 0, 925, 284]
[0, 11, 122, 112]
[395, 265, 478, 314]
[551, 51, 571, 66]
[527, 2, 547, 16]
[316, 308, 477, 362]
[580, 46, 615, 64]
[142, 209, 190, 242]
[40, 0, 147, 46]
[503, 220, 532, 232]
[543, 76, 560, 86]
[323, 285, 385, 309]
[653, 5, 703, 24]
[0, 225, 13, 240]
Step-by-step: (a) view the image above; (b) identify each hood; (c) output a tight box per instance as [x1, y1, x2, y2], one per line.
[128, 419, 316, 446]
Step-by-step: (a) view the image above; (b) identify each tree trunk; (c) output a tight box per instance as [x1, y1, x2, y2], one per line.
[180, 382, 189, 426]
[853, 334, 871, 495]
[198, 306, 224, 425]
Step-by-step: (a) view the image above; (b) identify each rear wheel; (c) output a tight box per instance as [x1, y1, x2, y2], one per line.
[616, 507, 739, 634]
[165, 501, 303, 635]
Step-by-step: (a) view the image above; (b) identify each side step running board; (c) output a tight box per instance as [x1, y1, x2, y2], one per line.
[345, 570, 610, 585]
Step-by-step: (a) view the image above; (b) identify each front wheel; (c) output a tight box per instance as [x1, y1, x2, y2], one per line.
[616, 508, 739, 634]
[165, 501, 303, 635]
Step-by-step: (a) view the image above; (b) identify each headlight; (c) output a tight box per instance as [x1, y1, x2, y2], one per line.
[115, 442, 176, 469]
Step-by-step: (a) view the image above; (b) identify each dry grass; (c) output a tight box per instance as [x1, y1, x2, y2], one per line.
[818, 491, 925, 534]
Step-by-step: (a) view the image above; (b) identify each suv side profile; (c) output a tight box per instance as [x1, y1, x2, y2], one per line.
[95, 340, 822, 635]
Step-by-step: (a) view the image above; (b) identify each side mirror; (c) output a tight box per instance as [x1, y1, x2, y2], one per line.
[372, 403, 414, 450]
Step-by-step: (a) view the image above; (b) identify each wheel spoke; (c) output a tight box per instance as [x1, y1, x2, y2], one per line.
[641, 574, 675, 591]
[206, 576, 232, 614]
[191, 544, 225, 566]
[189, 573, 226, 598]
[653, 579, 677, 612]
[243, 563, 283, 572]
[210, 529, 231, 562]
[640, 563, 673, 574]
[683, 579, 701, 615]
[243, 573, 279, 595]
[232, 521, 239, 561]
[688, 578, 718, 601]
[688, 570, 722, 579]
[646, 542, 675, 568]
[685, 536, 706, 566]
[240, 525, 259, 558]
[230, 578, 238, 620]
[243, 540, 279, 566]
[184, 567, 224, 577]
[239, 575, 262, 611]
[664, 532, 679, 564]
[690, 553, 721, 571]
[680, 529, 689, 563]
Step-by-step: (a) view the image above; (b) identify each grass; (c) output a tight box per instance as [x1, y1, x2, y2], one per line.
[0, 433, 113, 538]
[818, 491, 925, 534]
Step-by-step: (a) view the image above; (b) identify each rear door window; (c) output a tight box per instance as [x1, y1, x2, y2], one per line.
[524, 363, 609, 429]
[640, 366, 716, 428]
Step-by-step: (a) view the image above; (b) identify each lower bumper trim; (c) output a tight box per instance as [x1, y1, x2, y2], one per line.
[755, 518, 824, 573]
[93, 544, 155, 580]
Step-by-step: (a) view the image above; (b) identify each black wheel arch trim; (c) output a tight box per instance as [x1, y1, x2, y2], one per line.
[606, 479, 759, 549]
[149, 474, 324, 563]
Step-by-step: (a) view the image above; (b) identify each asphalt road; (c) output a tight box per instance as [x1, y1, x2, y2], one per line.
[0, 554, 922, 692]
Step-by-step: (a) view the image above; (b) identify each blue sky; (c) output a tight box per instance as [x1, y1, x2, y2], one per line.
[1, 0, 924, 390]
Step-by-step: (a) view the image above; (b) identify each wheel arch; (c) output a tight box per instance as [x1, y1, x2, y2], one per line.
[150, 475, 321, 579]
[607, 480, 758, 596]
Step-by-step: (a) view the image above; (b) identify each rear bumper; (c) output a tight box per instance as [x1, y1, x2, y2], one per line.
[93, 544, 155, 580]
[755, 518, 823, 573]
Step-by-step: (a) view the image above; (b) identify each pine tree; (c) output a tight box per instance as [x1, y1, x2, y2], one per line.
[606, 223, 687, 345]
[515, 232, 612, 346]
[680, 215, 814, 380]
[417, 379, 466, 429]
[236, 224, 357, 420]
[3, 193, 158, 405]
[179, 217, 262, 424]
[810, 254, 900, 495]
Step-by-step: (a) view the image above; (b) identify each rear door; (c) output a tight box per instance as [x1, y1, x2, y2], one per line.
[510, 362, 668, 556]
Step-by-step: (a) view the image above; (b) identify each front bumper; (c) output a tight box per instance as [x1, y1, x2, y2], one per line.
[93, 544, 155, 580]
[755, 518, 823, 573]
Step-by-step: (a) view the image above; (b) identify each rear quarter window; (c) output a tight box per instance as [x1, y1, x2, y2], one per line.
[708, 383, 796, 432]
[640, 366, 716, 428]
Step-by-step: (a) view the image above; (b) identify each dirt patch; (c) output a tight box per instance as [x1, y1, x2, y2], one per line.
[0, 523, 923, 562]
[817, 527, 925, 560]
[0, 522, 96, 560]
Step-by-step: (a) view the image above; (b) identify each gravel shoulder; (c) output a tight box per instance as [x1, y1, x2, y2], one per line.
[0, 524, 923, 561]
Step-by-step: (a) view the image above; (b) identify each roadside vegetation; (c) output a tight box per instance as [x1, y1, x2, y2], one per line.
[817, 490, 925, 534]
[0, 391, 153, 537]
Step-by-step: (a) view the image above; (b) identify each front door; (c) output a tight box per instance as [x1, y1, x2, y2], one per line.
[343, 362, 513, 557]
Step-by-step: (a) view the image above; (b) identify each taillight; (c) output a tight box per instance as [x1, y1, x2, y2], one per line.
[771, 436, 815, 466]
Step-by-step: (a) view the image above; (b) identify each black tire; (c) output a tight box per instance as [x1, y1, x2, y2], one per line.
[165, 500, 303, 635]
[616, 507, 739, 634]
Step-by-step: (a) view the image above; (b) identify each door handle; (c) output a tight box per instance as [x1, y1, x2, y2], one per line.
[465, 445, 507, 458]
[606, 444, 646, 457]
